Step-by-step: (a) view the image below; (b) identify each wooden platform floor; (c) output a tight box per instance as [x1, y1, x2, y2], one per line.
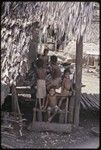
[81, 93, 99, 110]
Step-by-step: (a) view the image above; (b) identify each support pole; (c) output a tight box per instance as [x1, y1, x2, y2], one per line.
[11, 84, 21, 120]
[65, 97, 69, 123]
[28, 22, 39, 68]
[68, 94, 75, 123]
[74, 35, 83, 126]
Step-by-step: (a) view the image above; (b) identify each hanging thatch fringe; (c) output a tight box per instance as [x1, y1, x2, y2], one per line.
[1, 2, 98, 84]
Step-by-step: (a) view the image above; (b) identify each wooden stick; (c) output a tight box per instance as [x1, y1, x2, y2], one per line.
[92, 94, 99, 102]
[47, 111, 58, 122]
[65, 97, 69, 123]
[85, 93, 98, 108]
[81, 94, 91, 109]
[68, 95, 75, 123]
[38, 110, 42, 122]
[48, 109, 65, 122]
[11, 84, 22, 120]
[59, 110, 65, 123]
[89, 94, 99, 107]
[33, 108, 36, 122]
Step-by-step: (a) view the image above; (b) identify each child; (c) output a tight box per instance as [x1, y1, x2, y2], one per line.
[44, 86, 60, 120]
[41, 48, 49, 68]
[57, 69, 73, 109]
[47, 55, 61, 90]
[61, 68, 72, 96]
[36, 58, 47, 109]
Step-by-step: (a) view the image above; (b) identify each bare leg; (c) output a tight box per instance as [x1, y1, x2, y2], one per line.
[39, 98, 42, 109]
[58, 97, 65, 108]
[48, 112, 57, 122]
[48, 106, 59, 122]
[65, 97, 69, 123]
[42, 98, 45, 108]
[47, 107, 51, 120]
[35, 99, 38, 108]
[48, 111, 51, 119]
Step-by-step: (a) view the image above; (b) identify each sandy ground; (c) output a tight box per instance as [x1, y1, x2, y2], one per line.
[82, 69, 99, 94]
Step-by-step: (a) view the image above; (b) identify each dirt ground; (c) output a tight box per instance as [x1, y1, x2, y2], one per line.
[82, 69, 99, 94]
[1, 109, 100, 149]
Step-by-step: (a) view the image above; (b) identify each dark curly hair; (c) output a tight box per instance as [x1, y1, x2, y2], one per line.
[48, 85, 56, 92]
[43, 48, 49, 55]
[64, 68, 71, 74]
[50, 55, 57, 64]
[36, 58, 44, 68]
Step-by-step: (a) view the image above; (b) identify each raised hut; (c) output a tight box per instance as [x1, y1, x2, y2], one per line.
[1, 2, 99, 136]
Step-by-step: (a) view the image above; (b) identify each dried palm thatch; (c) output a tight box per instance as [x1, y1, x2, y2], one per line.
[1, 2, 96, 85]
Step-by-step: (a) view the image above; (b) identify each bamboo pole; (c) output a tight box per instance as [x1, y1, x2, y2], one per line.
[74, 35, 83, 126]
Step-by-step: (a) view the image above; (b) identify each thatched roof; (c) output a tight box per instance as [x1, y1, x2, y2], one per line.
[1, 2, 98, 84]
[2, 2, 95, 41]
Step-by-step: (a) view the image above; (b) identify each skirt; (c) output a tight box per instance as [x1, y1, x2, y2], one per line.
[36, 79, 46, 99]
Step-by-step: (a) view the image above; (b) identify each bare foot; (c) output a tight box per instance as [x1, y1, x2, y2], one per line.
[48, 117, 51, 122]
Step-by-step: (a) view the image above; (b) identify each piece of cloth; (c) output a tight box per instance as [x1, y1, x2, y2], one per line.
[55, 87, 62, 93]
[36, 79, 46, 99]
[47, 105, 59, 112]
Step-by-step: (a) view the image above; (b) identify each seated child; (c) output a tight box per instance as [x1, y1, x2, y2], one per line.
[44, 86, 60, 119]
[41, 48, 49, 68]
[36, 58, 47, 109]
[58, 69, 73, 108]
[61, 68, 72, 96]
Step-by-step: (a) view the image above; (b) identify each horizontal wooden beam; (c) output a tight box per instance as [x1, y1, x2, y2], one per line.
[1, 143, 14, 149]
[28, 122, 72, 133]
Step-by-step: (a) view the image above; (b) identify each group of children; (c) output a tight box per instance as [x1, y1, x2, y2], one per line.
[34, 48, 73, 120]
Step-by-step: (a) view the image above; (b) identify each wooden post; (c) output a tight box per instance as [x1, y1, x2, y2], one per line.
[28, 22, 39, 68]
[59, 110, 65, 123]
[38, 110, 42, 122]
[12, 84, 19, 113]
[87, 54, 90, 72]
[65, 97, 69, 123]
[68, 94, 75, 123]
[33, 108, 36, 122]
[11, 84, 21, 120]
[74, 35, 83, 126]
